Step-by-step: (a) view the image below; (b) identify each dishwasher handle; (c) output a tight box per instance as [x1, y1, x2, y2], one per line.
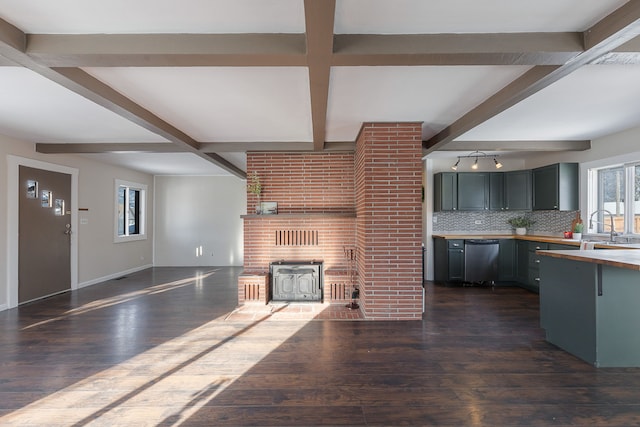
[465, 239, 499, 245]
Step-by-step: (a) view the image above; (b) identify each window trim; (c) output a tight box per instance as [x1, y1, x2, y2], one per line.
[587, 161, 639, 237]
[114, 179, 147, 243]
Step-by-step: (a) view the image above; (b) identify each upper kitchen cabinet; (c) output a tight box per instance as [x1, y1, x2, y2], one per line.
[532, 163, 579, 211]
[434, 171, 502, 211]
[504, 170, 532, 211]
[489, 172, 504, 211]
[434, 172, 457, 211]
[457, 173, 490, 211]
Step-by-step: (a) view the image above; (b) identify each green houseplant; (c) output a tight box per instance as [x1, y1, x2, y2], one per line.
[508, 216, 535, 235]
[247, 172, 262, 214]
[573, 222, 584, 240]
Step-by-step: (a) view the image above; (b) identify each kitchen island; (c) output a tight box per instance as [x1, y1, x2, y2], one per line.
[538, 249, 640, 367]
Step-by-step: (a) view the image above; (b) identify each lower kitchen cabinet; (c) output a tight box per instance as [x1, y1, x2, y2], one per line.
[434, 237, 580, 289]
[516, 240, 529, 285]
[522, 241, 548, 293]
[498, 239, 516, 281]
[434, 238, 464, 282]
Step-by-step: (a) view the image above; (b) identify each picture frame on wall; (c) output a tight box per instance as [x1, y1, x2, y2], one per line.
[54, 199, 65, 216]
[26, 180, 38, 199]
[41, 190, 52, 207]
[260, 201, 278, 215]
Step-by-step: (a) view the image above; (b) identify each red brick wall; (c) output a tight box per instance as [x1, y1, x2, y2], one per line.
[355, 123, 424, 320]
[242, 127, 423, 319]
[242, 215, 356, 273]
[243, 152, 357, 301]
[247, 153, 355, 214]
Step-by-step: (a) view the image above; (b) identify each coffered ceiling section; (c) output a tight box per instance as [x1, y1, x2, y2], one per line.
[0, 0, 639, 176]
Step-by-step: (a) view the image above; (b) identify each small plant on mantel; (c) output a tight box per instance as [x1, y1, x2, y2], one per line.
[246, 172, 262, 214]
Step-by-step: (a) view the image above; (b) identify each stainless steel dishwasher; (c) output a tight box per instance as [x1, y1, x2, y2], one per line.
[464, 239, 499, 284]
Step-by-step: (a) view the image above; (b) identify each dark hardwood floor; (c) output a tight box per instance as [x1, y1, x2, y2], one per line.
[2, 267, 640, 426]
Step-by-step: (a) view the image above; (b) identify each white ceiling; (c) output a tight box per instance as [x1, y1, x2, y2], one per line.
[0, 0, 638, 177]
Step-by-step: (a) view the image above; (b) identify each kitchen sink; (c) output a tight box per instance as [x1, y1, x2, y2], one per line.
[582, 240, 640, 248]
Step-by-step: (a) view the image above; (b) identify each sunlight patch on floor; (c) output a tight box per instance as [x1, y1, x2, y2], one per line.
[3, 305, 310, 425]
[20, 270, 220, 331]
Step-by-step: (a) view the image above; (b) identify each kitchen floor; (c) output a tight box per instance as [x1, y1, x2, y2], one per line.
[1, 267, 640, 426]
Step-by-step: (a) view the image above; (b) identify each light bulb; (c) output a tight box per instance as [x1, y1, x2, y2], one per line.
[471, 158, 478, 170]
[494, 158, 503, 169]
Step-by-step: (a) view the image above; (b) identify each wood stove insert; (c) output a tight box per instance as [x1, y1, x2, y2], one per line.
[270, 261, 323, 302]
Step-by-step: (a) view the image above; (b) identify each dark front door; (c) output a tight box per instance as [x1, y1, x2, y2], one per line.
[18, 166, 72, 303]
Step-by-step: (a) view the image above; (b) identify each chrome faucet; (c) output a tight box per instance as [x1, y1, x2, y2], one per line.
[588, 209, 617, 242]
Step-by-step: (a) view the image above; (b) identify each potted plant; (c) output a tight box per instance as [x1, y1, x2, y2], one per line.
[507, 216, 535, 235]
[573, 222, 584, 241]
[247, 171, 262, 214]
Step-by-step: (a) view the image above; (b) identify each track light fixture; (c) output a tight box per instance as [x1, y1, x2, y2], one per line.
[451, 151, 503, 171]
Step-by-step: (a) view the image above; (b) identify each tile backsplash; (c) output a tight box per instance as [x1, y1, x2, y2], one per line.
[432, 210, 578, 235]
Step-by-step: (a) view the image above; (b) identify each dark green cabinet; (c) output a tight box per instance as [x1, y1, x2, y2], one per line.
[532, 163, 578, 211]
[516, 240, 529, 285]
[457, 173, 490, 211]
[504, 170, 532, 211]
[433, 172, 457, 211]
[526, 241, 547, 293]
[498, 239, 516, 281]
[434, 238, 464, 282]
[489, 173, 504, 211]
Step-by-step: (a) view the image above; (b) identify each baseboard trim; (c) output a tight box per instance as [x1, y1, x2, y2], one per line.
[0, 303, 8, 312]
[78, 264, 153, 289]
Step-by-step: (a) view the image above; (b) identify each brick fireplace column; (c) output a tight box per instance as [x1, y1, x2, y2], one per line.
[355, 122, 423, 320]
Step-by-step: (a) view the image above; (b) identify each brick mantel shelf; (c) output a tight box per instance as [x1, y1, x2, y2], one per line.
[241, 212, 356, 219]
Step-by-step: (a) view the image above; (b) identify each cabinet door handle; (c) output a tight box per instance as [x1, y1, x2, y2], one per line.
[534, 277, 540, 282]
[535, 259, 540, 264]
[452, 243, 459, 247]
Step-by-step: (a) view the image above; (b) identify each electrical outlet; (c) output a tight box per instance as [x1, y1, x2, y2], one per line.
[474, 220, 482, 225]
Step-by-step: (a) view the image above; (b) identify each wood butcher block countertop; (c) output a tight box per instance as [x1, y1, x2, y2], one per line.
[433, 234, 640, 249]
[433, 234, 584, 246]
[537, 250, 640, 271]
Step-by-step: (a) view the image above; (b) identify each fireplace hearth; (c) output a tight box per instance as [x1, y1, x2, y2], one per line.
[270, 261, 323, 302]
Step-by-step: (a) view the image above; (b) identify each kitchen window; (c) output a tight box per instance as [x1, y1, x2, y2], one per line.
[588, 163, 640, 236]
[115, 179, 147, 242]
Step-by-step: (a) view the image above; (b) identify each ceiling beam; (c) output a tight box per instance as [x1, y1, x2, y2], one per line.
[27, 34, 307, 67]
[0, 17, 25, 52]
[17, 32, 640, 68]
[37, 140, 358, 155]
[36, 143, 182, 154]
[423, 1, 640, 154]
[304, 0, 335, 151]
[333, 33, 583, 66]
[0, 17, 245, 178]
[423, 65, 559, 152]
[200, 142, 314, 152]
[51, 67, 201, 151]
[434, 140, 591, 152]
[198, 141, 356, 153]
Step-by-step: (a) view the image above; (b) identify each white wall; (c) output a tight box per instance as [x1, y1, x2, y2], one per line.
[153, 175, 245, 266]
[524, 126, 640, 169]
[2, 136, 154, 310]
